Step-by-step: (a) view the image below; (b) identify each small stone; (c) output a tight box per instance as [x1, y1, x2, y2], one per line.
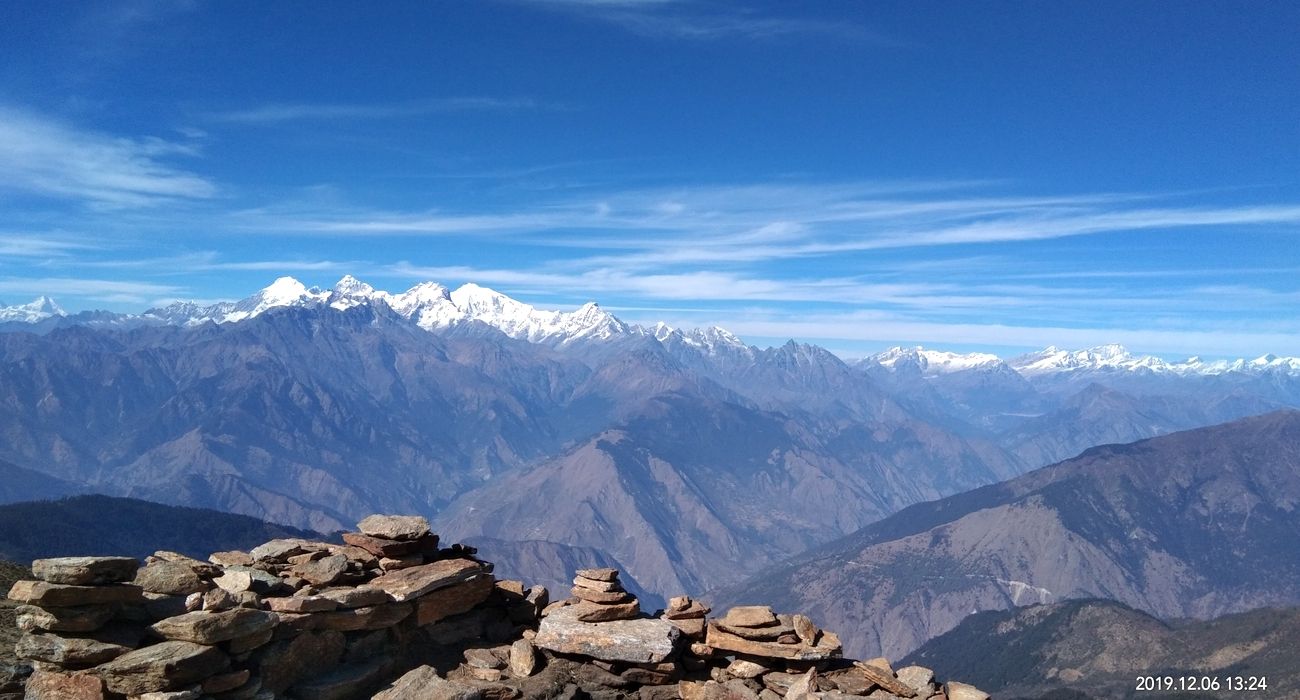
[357, 514, 431, 540]
[379, 554, 425, 571]
[667, 616, 706, 638]
[852, 661, 917, 698]
[689, 642, 714, 657]
[573, 600, 640, 622]
[248, 538, 321, 563]
[944, 682, 988, 700]
[785, 669, 817, 700]
[464, 648, 506, 670]
[724, 678, 763, 700]
[896, 667, 935, 696]
[340, 532, 420, 558]
[202, 669, 251, 694]
[15, 632, 131, 666]
[287, 551, 326, 565]
[508, 639, 536, 678]
[324, 544, 379, 568]
[209, 551, 253, 567]
[212, 567, 281, 595]
[30, 556, 138, 585]
[202, 587, 240, 612]
[571, 586, 635, 604]
[416, 575, 495, 625]
[21, 669, 106, 700]
[468, 666, 504, 682]
[790, 615, 818, 645]
[265, 595, 338, 613]
[727, 659, 770, 679]
[373, 665, 482, 700]
[150, 608, 277, 645]
[572, 576, 622, 593]
[6, 580, 143, 607]
[97, 641, 228, 696]
[318, 586, 391, 609]
[720, 606, 778, 629]
[575, 567, 619, 582]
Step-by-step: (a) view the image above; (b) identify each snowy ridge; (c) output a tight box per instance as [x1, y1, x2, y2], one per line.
[870, 346, 1005, 376]
[0, 296, 66, 323]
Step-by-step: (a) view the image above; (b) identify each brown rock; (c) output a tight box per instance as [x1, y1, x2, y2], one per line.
[291, 656, 390, 700]
[22, 669, 105, 700]
[468, 666, 504, 682]
[571, 586, 635, 604]
[291, 554, 349, 586]
[665, 597, 709, 620]
[265, 594, 338, 613]
[248, 538, 322, 563]
[324, 543, 379, 568]
[97, 640, 228, 695]
[256, 629, 346, 693]
[315, 602, 412, 631]
[148, 551, 222, 578]
[202, 669, 251, 694]
[715, 620, 795, 641]
[575, 567, 619, 582]
[719, 606, 778, 629]
[15, 632, 131, 666]
[357, 514, 431, 540]
[944, 682, 988, 700]
[534, 605, 682, 663]
[667, 616, 707, 638]
[896, 667, 935, 696]
[784, 669, 817, 700]
[573, 600, 640, 622]
[727, 659, 771, 679]
[341, 532, 419, 558]
[720, 678, 763, 700]
[30, 556, 139, 586]
[852, 661, 917, 698]
[208, 551, 253, 567]
[225, 626, 274, 653]
[416, 574, 494, 625]
[319, 585, 391, 609]
[15, 604, 114, 633]
[379, 554, 425, 571]
[572, 576, 621, 593]
[368, 558, 488, 602]
[150, 608, 277, 645]
[623, 666, 679, 686]
[287, 551, 326, 566]
[508, 639, 536, 678]
[790, 615, 818, 645]
[134, 561, 208, 596]
[373, 665, 483, 700]
[201, 587, 240, 612]
[6, 580, 142, 607]
[464, 648, 506, 670]
[705, 624, 840, 661]
[212, 567, 280, 595]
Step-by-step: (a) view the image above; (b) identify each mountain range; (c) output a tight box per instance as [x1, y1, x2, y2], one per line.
[718, 410, 1300, 660]
[904, 599, 1300, 699]
[1, 277, 1298, 607]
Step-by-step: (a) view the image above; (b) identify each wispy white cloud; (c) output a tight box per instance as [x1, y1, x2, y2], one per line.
[0, 276, 186, 304]
[0, 106, 216, 208]
[211, 97, 560, 125]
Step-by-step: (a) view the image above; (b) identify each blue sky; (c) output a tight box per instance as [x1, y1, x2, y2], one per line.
[1, 0, 1298, 357]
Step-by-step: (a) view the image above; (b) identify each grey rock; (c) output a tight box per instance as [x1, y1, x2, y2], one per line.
[30, 556, 139, 585]
[357, 514, 431, 541]
[534, 605, 682, 664]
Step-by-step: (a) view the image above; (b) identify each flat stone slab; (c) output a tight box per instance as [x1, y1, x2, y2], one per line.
[16, 603, 116, 633]
[357, 514, 431, 540]
[97, 640, 229, 696]
[341, 532, 420, 558]
[415, 574, 494, 625]
[575, 568, 619, 582]
[373, 665, 483, 700]
[150, 608, 277, 644]
[717, 606, 777, 628]
[134, 561, 207, 596]
[6, 580, 143, 607]
[31, 556, 139, 585]
[705, 623, 841, 661]
[534, 604, 682, 664]
[15, 631, 132, 666]
[367, 558, 487, 602]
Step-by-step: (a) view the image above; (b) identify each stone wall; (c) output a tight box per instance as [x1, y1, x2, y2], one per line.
[5, 516, 990, 700]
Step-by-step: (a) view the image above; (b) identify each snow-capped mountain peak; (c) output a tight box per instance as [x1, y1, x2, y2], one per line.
[870, 346, 1003, 375]
[0, 296, 67, 322]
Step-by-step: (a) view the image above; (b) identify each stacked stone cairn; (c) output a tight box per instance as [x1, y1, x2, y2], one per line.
[5, 515, 989, 700]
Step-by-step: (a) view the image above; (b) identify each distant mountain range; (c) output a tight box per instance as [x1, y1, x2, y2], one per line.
[904, 599, 1300, 699]
[1, 277, 1298, 603]
[718, 411, 1300, 659]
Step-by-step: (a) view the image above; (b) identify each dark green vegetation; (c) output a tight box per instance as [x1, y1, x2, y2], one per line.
[0, 495, 322, 564]
[905, 599, 1300, 699]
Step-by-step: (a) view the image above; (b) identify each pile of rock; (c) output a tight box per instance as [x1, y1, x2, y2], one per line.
[7, 524, 991, 700]
[7, 515, 512, 699]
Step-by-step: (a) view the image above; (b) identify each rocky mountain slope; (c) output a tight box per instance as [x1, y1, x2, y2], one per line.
[719, 411, 1300, 659]
[1, 277, 1298, 604]
[904, 600, 1300, 699]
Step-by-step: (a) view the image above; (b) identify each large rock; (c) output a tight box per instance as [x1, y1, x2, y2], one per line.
[134, 561, 207, 596]
[415, 574, 494, 625]
[945, 682, 990, 700]
[212, 566, 281, 595]
[534, 605, 682, 664]
[30, 557, 139, 586]
[15, 632, 131, 666]
[248, 538, 322, 563]
[319, 585, 391, 609]
[149, 608, 277, 644]
[15, 603, 115, 633]
[96, 641, 228, 695]
[291, 554, 349, 587]
[5, 580, 142, 607]
[21, 668, 106, 700]
[705, 624, 840, 661]
[357, 514, 431, 540]
[255, 630, 346, 693]
[368, 559, 488, 602]
[718, 606, 778, 629]
[289, 656, 391, 700]
[850, 661, 917, 698]
[373, 665, 483, 700]
[341, 532, 420, 558]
